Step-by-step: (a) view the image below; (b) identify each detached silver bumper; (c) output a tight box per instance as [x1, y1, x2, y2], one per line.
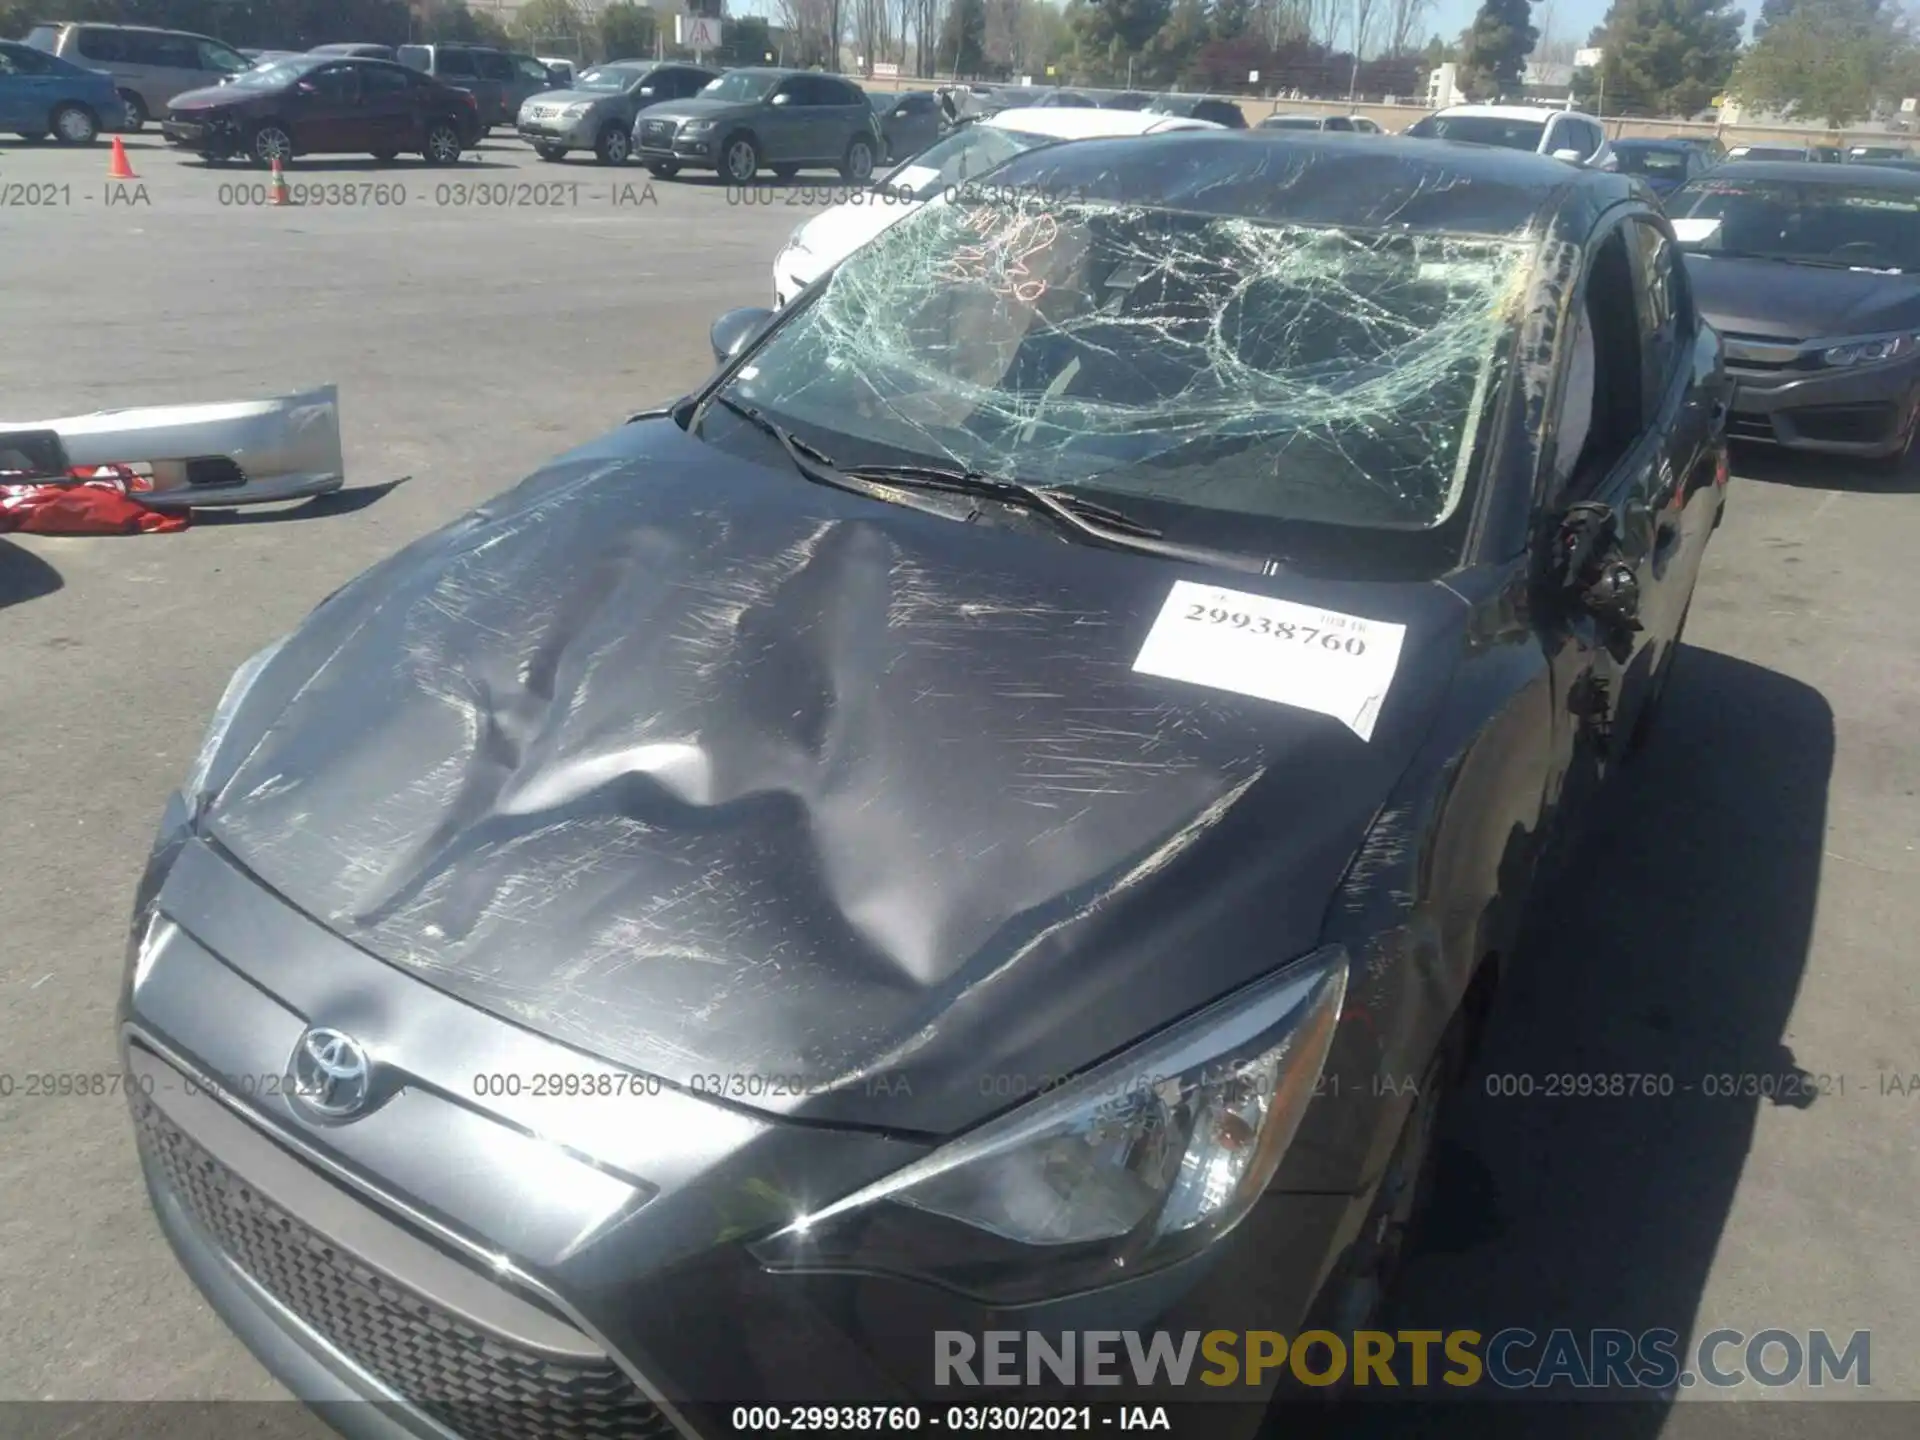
[0, 385, 345, 508]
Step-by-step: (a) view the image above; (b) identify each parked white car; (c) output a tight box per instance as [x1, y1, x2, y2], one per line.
[771, 105, 1223, 307]
[1405, 103, 1616, 171]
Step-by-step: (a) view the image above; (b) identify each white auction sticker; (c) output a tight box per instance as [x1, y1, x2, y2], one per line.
[1132, 581, 1408, 742]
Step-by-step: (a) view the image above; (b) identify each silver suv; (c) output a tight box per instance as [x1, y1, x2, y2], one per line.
[634, 68, 883, 184]
[23, 21, 251, 129]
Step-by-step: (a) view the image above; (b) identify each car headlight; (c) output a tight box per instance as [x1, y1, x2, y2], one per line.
[752, 946, 1347, 1304]
[1819, 333, 1917, 367]
[183, 636, 286, 811]
[682, 118, 716, 134]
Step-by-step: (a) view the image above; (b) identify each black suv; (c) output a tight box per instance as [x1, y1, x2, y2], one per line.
[633, 68, 882, 183]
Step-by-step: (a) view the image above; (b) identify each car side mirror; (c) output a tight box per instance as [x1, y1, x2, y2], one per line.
[710, 307, 775, 364]
[1550, 147, 1585, 163]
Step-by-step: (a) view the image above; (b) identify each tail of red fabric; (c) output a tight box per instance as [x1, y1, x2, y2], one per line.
[0, 481, 189, 535]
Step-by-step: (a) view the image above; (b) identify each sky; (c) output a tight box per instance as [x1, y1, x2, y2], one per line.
[725, 0, 1624, 54]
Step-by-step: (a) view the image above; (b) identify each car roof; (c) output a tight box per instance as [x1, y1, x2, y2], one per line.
[1431, 103, 1595, 122]
[989, 130, 1631, 234]
[985, 106, 1224, 139]
[1706, 159, 1920, 187]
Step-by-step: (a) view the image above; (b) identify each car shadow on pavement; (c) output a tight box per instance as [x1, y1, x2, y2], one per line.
[0, 538, 64, 609]
[191, 478, 408, 526]
[182, 158, 518, 173]
[1732, 442, 1920, 495]
[1346, 646, 1836, 1438]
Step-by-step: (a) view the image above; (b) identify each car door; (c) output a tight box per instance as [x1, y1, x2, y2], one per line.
[473, 50, 514, 124]
[359, 63, 414, 154]
[763, 74, 812, 162]
[1533, 212, 1673, 825]
[291, 63, 369, 152]
[432, 47, 479, 113]
[0, 44, 32, 128]
[1621, 211, 1724, 669]
[827, 77, 873, 163]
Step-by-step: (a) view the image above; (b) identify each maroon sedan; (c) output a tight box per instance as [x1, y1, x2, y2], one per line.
[160, 54, 481, 166]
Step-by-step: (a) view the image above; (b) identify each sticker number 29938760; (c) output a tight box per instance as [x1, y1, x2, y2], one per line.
[1131, 580, 1408, 741]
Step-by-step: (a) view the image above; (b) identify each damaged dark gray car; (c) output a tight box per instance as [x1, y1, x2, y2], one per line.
[121, 133, 1729, 1438]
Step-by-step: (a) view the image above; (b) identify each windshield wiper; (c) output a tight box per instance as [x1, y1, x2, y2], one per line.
[841, 463, 1279, 576]
[696, 393, 885, 499]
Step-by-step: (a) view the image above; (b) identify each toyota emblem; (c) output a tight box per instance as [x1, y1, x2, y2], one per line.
[289, 1027, 374, 1120]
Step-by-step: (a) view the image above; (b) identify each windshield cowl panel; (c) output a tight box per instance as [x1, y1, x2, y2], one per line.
[728, 193, 1535, 541]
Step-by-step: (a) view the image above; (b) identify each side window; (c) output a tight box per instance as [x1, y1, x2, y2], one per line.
[1627, 217, 1683, 401]
[196, 39, 249, 74]
[1559, 227, 1647, 492]
[362, 65, 410, 97]
[515, 56, 548, 82]
[76, 28, 123, 63]
[476, 52, 514, 81]
[0, 48, 18, 76]
[153, 36, 201, 70]
[437, 50, 475, 78]
[310, 65, 362, 101]
[774, 76, 811, 105]
[1325, 115, 1354, 131]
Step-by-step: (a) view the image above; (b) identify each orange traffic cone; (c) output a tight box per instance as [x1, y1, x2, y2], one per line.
[107, 136, 136, 180]
[269, 157, 290, 205]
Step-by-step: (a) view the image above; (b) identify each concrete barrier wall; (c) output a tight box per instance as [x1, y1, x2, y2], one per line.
[857, 78, 1891, 150]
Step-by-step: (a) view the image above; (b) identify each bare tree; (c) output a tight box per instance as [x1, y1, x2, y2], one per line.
[1383, 0, 1431, 54]
[1347, 0, 1381, 56]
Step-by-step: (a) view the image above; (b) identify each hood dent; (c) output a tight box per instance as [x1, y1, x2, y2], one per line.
[205, 424, 1454, 1130]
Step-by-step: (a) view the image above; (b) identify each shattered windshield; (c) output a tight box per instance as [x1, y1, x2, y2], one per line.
[875, 124, 1053, 200]
[726, 193, 1532, 531]
[1669, 178, 1920, 271]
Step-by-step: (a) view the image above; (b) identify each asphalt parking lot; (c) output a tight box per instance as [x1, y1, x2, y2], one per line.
[2, 131, 1916, 1429]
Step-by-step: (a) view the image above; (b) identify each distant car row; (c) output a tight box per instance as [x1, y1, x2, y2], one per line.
[18, 21, 563, 133]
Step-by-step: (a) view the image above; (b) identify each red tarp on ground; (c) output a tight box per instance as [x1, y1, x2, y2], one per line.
[0, 479, 188, 536]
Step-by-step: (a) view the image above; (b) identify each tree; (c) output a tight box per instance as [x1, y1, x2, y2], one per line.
[1458, 0, 1536, 99]
[1732, 0, 1916, 127]
[1072, 0, 1174, 79]
[1211, 0, 1256, 41]
[941, 0, 989, 73]
[1150, 0, 1212, 81]
[513, 0, 587, 55]
[1588, 0, 1743, 117]
[598, 1, 656, 60]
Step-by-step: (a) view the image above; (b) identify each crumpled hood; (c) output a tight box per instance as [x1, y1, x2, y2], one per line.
[205, 418, 1464, 1132]
[1684, 251, 1920, 341]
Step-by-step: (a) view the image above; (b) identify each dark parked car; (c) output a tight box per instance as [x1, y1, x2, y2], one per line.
[123, 131, 1725, 1438]
[1259, 111, 1369, 133]
[308, 43, 396, 62]
[869, 87, 940, 161]
[1668, 133, 1728, 164]
[160, 55, 482, 167]
[1147, 92, 1248, 128]
[1668, 160, 1920, 460]
[516, 59, 713, 164]
[1725, 143, 1832, 162]
[0, 36, 127, 143]
[1104, 89, 1154, 110]
[1612, 137, 1714, 196]
[633, 67, 883, 184]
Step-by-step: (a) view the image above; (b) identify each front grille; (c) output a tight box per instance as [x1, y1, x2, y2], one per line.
[1785, 402, 1898, 445]
[132, 1093, 674, 1440]
[640, 120, 673, 146]
[184, 457, 246, 488]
